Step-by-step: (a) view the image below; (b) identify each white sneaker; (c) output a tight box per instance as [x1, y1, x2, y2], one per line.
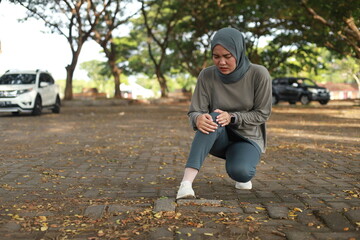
[235, 181, 252, 190]
[176, 181, 195, 199]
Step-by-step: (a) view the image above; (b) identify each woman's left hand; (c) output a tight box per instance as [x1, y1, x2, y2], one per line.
[214, 109, 231, 127]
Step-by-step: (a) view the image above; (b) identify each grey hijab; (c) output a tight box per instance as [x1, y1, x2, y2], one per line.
[211, 27, 251, 84]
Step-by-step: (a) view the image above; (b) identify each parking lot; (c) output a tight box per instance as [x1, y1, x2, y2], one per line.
[0, 100, 359, 239]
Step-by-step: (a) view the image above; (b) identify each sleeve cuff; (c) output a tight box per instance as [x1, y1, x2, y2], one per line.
[230, 113, 238, 124]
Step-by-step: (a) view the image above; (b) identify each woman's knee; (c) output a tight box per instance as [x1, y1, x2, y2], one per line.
[226, 165, 256, 182]
[209, 112, 220, 122]
[225, 142, 260, 182]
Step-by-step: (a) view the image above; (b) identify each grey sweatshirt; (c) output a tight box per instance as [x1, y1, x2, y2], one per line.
[188, 64, 272, 153]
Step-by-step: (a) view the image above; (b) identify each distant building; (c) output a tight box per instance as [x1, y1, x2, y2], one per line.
[120, 80, 155, 99]
[320, 82, 359, 100]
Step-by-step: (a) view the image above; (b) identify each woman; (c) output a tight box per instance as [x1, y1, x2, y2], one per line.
[176, 27, 272, 199]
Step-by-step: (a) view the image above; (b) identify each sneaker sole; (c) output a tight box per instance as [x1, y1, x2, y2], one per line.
[235, 186, 252, 190]
[176, 194, 196, 200]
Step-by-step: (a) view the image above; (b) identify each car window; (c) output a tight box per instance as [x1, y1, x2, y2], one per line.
[39, 73, 54, 85]
[40, 74, 46, 83]
[48, 75, 55, 84]
[39, 73, 46, 87]
[279, 79, 288, 85]
[302, 79, 316, 87]
[289, 79, 297, 85]
[0, 74, 36, 85]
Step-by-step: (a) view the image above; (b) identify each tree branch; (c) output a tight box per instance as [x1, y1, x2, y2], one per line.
[301, 0, 360, 58]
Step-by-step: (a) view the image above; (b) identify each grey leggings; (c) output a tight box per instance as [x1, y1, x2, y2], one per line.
[185, 112, 261, 183]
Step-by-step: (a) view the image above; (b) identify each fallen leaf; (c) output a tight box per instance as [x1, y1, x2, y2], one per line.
[37, 216, 47, 222]
[40, 226, 48, 231]
[154, 212, 162, 219]
[293, 207, 303, 212]
[245, 216, 255, 222]
[272, 230, 286, 237]
[13, 215, 24, 221]
[255, 207, 266, 210]
[97, 230, 105, 237]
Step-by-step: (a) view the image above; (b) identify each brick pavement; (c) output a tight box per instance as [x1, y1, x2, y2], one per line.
[0, 101, 359, 239]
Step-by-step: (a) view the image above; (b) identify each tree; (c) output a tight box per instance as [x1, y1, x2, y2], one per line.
[300, 0, 360, 59]
[331, 57, 360, 97]
[169, 0, 320, 77]
[80, 60, 110, 93]
[138, 0, 181, 98]
[90, 0, 139, 98]
[169, 0, 227, 78]
[11, 0, 103, 100]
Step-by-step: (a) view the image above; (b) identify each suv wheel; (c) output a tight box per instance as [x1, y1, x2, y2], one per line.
[272, 95, 279, 105]
[300, 95, 310, 105]
[52, 96, 61, 113]
[319, 100, 329, 105]
[32, 96, 42, 116]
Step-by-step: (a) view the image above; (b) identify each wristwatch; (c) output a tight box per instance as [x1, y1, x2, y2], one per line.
[230, 113, 236, 124]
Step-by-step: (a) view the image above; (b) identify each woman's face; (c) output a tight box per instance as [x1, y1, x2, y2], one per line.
[212, 45, 237, 75]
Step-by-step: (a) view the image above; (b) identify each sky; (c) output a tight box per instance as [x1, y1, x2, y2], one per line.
[0, 1, 105, 80]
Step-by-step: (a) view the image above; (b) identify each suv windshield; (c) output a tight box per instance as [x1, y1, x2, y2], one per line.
[297, 78, 317, 87]
[0, 74, 36, 85]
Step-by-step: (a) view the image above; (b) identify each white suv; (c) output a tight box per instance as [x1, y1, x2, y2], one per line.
[0, 69, 61, 115]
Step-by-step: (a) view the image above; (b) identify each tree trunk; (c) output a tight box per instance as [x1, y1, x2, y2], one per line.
[111, 65, 122, 98]
[155, 67, 168, 98]
[109, 60, 122, 98]
[353, 73, 360, 98]
[113, 70, 122, 98]
[159, 81, 167, 98]
[64, 65, 74, 100]
[64, 44, 82, 100]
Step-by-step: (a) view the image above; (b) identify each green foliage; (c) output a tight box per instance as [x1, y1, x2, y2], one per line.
[324, 57, 360, 84]
[114, 37, 139, 65]
[10, 0, 359, 97]
[82, 0, 360, 93]
[79, 60, 130, 97]
[56, 79, 91, 94]
[282, 0, 360, 59]
[80, 60, 111, 93]
[168, 69, 197, 92]
[126, 29, 155, 77]
[271, 46, 360, 85]
[134, 74, 159, 93]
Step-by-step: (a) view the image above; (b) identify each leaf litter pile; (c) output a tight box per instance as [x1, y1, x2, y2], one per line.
[1, 198, 268, 239]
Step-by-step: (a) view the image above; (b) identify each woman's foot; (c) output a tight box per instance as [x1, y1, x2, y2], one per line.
[176, 181, 195, 199]
[235, 180, 252, 190]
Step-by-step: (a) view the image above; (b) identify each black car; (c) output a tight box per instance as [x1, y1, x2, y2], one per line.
[272, 77, 330, 105]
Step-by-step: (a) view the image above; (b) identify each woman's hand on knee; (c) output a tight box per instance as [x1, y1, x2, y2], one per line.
[214, 109, 231, 127]
[196, 114, 218, 134]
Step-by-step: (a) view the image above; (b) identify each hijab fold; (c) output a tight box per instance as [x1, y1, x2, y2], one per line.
[211, 27, 251, 84]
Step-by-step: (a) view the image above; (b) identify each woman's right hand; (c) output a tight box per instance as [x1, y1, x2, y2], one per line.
[196, 114, 218, 134]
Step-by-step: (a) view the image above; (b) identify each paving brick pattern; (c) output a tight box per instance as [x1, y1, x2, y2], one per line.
[0, 101, 359, 239]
